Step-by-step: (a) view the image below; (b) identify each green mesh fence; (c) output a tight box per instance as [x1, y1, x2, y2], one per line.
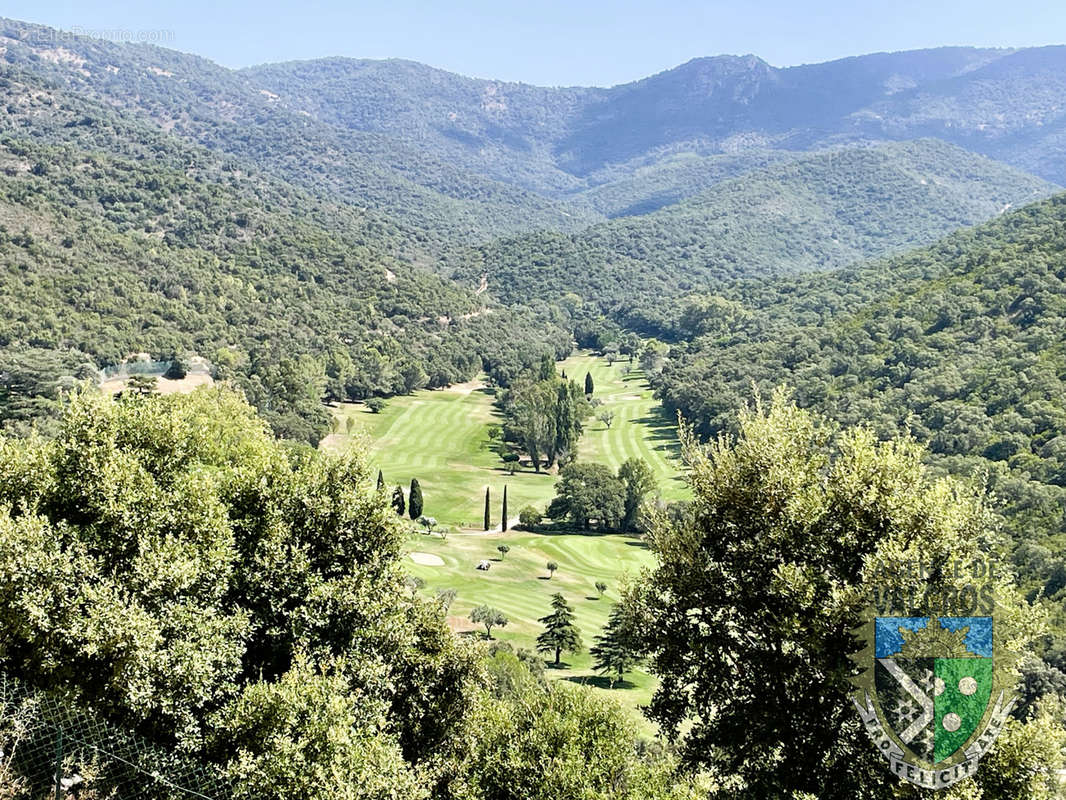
[0, 673, 228, 799]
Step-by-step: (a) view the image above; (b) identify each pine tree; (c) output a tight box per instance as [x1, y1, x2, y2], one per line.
[391, 486, 405, 517]
[584, 372, 594, 396]
[484, 486, 491, 531]
[590, 602, 641, 687]
[502, 485, 509, 531]
[376, 470, 385, 493]
[537, 593, 582, 666]
[409, 478, 423, 520]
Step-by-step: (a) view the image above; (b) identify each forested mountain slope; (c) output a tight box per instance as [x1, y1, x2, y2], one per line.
[453, 140, 1057, 332]
[0, 66, 570, 442]
[653, 194, 1066, 574]
[0, 20, 599, 245]
[245, 46, 1066, 187]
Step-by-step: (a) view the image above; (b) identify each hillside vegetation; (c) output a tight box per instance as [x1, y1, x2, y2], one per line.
[0, 66, 569, 442]
[455, 141, 1057, 333]
[0, 20, 600, 245]
[653, 195, 1066, 589]
[244, 46, 1066, 186]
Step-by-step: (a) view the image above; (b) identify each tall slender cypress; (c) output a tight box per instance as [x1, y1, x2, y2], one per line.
[376, 470, 385, 492]
[502, 485, 509, 531]
[409, 478, 423, 520]
[584, 372, 594, 396]
[484, 486, 491, 531]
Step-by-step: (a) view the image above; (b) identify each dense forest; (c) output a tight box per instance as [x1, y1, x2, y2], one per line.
[0, 20, 599, 247]
[649, 196, 1066, 689]
[455, 141, 1055, 334]
[4, 15, 1066, 797]
[0, 66, 571, 443]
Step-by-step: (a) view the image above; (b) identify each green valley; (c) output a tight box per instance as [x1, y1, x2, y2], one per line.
[5, 13, 1066, 800]
[325, 352, 687, 530]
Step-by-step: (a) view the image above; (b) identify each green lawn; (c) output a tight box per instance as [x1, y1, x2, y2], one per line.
[404, 527, 659, 725]
[324, 352, 687, 530]
[322, 352, 687, 721]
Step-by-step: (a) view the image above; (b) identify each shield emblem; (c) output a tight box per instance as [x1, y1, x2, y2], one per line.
[873, 616, 994, 764]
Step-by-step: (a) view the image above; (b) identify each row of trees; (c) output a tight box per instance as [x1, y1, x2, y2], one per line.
[483, 485, 509, 531]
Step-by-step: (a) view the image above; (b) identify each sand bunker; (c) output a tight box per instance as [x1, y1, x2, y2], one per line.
[409, 552, 445, 566]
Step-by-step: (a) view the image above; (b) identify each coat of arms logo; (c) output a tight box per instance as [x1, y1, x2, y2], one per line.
[850, 561, 1018, 789]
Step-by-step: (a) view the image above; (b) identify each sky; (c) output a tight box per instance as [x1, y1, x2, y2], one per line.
[3, 0, 1065, 86]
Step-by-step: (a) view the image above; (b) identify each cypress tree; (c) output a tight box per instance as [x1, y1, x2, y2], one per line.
[376, 470, 385, 492]
[391, 486, 405, 517]
[584, 372, 594, 396]
[409, 478, 423, 520]
[484, 486, 491, 531]
[502, 485, 509, 531]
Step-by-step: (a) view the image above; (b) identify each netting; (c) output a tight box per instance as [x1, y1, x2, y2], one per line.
[0, 673, 228, 799]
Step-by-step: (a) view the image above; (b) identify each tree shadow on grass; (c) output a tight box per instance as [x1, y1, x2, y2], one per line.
[565, 675, 634, 690]
[634, 410, 682, 459]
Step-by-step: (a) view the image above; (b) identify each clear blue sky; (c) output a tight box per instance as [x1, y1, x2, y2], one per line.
[4, 0, 1064, 86]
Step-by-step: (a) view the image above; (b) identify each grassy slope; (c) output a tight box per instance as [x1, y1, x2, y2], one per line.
[403, 528, 658, 722]
[323, 352, 688, 719]
[325, 352, 687, 529]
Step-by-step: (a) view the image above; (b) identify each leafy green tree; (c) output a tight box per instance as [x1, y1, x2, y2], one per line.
[536, 593, 582, 666]
[470, 605, 509, 639]
[552, 380, 584, 466]
[617, 457, 657, 532]
[979, 699, 1066, 800]
[547, 462, 624, 530]
[408, 478, 423, 520]
[125, 374, 157, 395]
[595, 581, 607, 597]
[435, 588, 457, 611]
[461, 658, 704, 800]
[519, 506, 541, 527]
[218, 657, 423, 800]
[164, 357, 188, 380]
[496, 544, 510, 560]
[391, 485, 406, 516]
[590, 603, 641, 687]
[623, 391, 1043, 796]
[597, 409, 614, 429]
[505, 379, 555, 472]
[0, 388, 478, 793]
[365, 397, 387, 414]
[546, 561, 559, 579]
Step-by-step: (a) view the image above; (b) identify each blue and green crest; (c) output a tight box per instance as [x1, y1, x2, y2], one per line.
[851, 612, 1017, 789]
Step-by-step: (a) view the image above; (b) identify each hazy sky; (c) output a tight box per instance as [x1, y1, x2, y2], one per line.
[4, 0, 1065, 85]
